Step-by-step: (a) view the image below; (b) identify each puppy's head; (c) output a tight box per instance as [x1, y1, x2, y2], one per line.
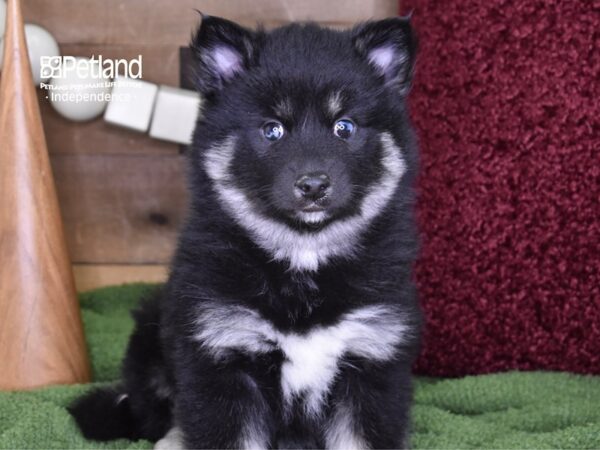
[191, 16, 416, 269]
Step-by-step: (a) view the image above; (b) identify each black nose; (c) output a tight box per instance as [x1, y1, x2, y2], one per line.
[295, 172, 331, 200]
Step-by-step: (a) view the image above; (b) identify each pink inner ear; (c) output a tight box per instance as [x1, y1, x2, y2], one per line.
[368, 45, 397, 74]
[212, 45, 243, 79]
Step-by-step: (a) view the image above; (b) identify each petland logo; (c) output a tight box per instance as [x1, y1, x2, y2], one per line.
[40, 55, 143, 80]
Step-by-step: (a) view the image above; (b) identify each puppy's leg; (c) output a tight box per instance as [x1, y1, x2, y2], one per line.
[173, 350, 274, 449]
[325, 359, 414, 450]
[154, 427, 184, 450]
[324, 400, 370, 450]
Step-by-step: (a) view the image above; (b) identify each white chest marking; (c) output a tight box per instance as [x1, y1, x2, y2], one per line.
[194, 304, 409, 417]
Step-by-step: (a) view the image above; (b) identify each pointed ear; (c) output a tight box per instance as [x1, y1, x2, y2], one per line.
[353, 17, 417, 95]
[190, 15, 259, 95]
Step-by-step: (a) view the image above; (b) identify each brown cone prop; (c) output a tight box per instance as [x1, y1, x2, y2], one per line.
[0, 0, 90, 389]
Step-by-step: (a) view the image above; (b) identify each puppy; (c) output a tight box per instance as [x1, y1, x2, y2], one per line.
[70, 14, 422, 449]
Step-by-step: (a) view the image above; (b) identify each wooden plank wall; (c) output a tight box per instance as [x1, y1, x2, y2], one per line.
[19, 0, 398, 289]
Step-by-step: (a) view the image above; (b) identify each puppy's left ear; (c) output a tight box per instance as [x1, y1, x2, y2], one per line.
[190, 15, 260, 96]
[353, 17, 417, 95]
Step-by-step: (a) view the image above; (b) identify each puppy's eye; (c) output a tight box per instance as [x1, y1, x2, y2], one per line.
[262, 121, 285, 141]
[333, 119, 355, 139]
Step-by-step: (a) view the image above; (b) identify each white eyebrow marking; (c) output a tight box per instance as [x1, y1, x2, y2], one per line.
[274, 97, 293, 119]
[327, 90, 344, 117]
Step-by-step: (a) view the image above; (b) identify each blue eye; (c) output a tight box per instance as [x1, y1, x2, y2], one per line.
[262, 121, 285, 141]
[333, 119, 355, 139]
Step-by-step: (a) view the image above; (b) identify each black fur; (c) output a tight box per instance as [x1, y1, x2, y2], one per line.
[70, 292, 172, 442]
[71, 15, 421, 449]
[68, 385, 136, 441]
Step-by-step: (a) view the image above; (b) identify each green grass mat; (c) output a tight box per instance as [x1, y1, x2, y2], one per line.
[1, 284, 599, 449]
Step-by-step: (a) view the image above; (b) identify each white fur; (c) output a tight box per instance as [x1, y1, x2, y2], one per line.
[274, 97, 293, 119]
[327, 90, 344, 116]
[204, 132, 405, 271]
[194, 303, 409, 417]
[204, 136, 237, 182]
[325, 401, 370, 450]
[240, 374, 270, 450]
[154, 427, 185, 450]
[211, 45, 243, 79]
[368, 45, 407, 76]
[279, 328, 344, 416]
[194, 304, 276, 358]
[280, 305, 408, 416]
[296, 210, 328, 224]
[242, 433, 268, 450]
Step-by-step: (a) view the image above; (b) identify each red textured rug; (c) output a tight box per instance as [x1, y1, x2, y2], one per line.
[401, 0, 599, 376]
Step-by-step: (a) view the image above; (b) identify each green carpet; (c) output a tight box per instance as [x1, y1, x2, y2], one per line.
[1, 284, 599, 449]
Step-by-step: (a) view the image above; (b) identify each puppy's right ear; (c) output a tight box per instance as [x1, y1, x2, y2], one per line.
[352, 16, 417, 96]
[190, 15, 259, 96]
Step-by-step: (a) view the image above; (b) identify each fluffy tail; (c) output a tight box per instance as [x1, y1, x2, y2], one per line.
[68, 385, 137, 441]
[69, 288, 172, 442]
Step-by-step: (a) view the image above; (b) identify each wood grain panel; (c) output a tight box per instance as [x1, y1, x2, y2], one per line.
[22, 0, 397, 45]
[51, 153, 188, 264]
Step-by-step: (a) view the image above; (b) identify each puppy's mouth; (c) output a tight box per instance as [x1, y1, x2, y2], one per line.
[295, 203, 329, 226]
[301, 204, 326, 213]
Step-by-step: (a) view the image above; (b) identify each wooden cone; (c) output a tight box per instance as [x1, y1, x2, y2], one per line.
[0, 0, 91, 389]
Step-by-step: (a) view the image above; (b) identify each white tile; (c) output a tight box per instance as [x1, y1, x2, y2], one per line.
[149, 86, 201, 145]
[104, 77, 158, 132]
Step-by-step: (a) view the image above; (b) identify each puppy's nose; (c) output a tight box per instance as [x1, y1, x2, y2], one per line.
[295, 173, 331, 200]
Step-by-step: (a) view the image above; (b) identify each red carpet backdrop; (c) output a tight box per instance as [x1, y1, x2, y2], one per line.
[402, 0, 599, 376]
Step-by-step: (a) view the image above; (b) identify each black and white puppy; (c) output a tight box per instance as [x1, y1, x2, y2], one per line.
[70, 14, 422, 450]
